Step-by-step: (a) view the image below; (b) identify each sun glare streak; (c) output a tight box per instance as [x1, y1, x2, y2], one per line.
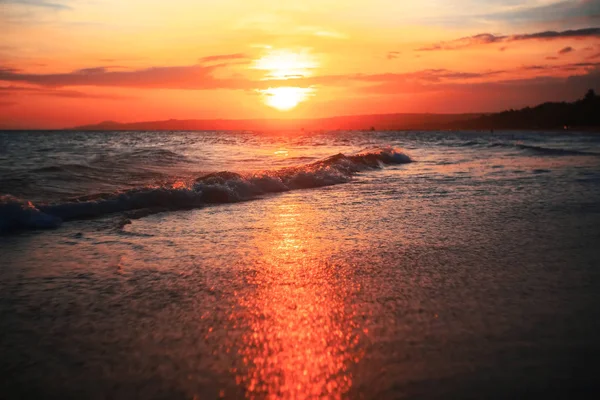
[253, 49, 319, 80]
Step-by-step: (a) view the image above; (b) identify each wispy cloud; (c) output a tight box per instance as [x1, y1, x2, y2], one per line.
[0, 85, 132, 99]
[480, 0, 600, 24]
[198, 53, 249, 63]
[73, 66, 129, 74]
[386, 51, 401, 60]
[0, 59, 251, 90]
[2, 60, 598, 99]
[1, 0, 71, 10]
[418, 28, 600, 51]
[355, 68, 600, 111]
[559, 46, 575, 54]
[259, 62, 600, 96]
[513, 28, 600, 40]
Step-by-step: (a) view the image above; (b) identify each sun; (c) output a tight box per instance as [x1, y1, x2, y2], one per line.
[253, 49, 319, 111]
[261, 87, 314, 111]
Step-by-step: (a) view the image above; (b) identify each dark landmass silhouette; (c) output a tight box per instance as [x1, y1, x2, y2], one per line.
[72, 113, 480, 132]
[449, 90, 600, 130]
[19, 89, 598, 132]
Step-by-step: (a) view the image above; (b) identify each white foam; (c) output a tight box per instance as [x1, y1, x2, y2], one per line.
[1, 147, 412, 232]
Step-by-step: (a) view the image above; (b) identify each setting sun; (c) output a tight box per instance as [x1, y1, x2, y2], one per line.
[260, 87, 314, 111]
[2, 1, 600, 399]
[252, 49, 319, 111]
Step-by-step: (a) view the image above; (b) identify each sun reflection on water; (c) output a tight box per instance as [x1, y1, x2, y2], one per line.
[233, 197, 364, 399]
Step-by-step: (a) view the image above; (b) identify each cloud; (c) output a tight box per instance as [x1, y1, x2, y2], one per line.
[559, 46, 575, 55]
[0, 66, 20, 73]
[198, 53, 248, 63]
[0, 62, 252, 90]
[356, 68, 600, 112]
[418, 28, 600, 51]
[72, 66, 129, 74]
[0, 85, 32, 95]
[263, 62, 600, 98]
[386, 51, 401, 60]
[260, 68, 508, 90]
[47, 91, 130, 99]
[418, 33, 502, 51]
[2, 59, 598, 100]
[1, 63, 502, 92]
[1, 0, 71, 10]
[480, 0, 600, 25]
[546, 56, 559, 60]
[509, 62, 599, 73]
[513, 28, 600, 40]
[73, 67, 110, 74]
[0, 85, 132, 99]
[589, 52, 600, 59]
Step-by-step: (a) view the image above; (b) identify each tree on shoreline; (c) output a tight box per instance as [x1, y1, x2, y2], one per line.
[455, 89, 599, 129]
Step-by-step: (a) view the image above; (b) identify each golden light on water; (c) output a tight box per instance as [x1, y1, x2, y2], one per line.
[253, 49, 319, 111]
[233, 197, 364, 398]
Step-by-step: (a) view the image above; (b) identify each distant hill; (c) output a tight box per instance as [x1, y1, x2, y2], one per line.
[71, 90, 599, 132]
[449, 90, 600, 130]
[73, 113, 480, 132]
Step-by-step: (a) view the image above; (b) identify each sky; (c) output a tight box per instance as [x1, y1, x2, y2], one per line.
[1, 0, 599, 128]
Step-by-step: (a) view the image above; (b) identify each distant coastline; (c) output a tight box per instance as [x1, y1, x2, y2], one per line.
[446, 89, 599, 131]
[2, 90, 598, 132]
[69, 113, 481, 132]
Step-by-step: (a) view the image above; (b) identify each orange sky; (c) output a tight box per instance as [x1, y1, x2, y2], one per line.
[1, 0, 599, 128]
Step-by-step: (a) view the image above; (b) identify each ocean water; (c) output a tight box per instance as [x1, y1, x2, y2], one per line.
[1, 130, 600, 399]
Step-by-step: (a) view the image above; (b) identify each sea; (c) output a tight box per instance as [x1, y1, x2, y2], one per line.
[1, 130, 600, 399]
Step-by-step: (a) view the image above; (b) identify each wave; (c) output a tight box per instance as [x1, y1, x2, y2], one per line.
[92, 148, 189, 164]
[457, 140, 487, 147]
[1, 147, 411, 233]
[488, 142, 600, 156]
[515, 144, 600, 156]
[0, 195, 63, 232]
[31, 163, 98, 174]
[31, 149, 190, 174]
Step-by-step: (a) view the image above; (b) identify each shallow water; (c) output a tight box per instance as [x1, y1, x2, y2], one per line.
[1, 130, 600, 399]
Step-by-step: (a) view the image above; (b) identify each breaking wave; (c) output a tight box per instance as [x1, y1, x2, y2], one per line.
[0, 147, 411, 233]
